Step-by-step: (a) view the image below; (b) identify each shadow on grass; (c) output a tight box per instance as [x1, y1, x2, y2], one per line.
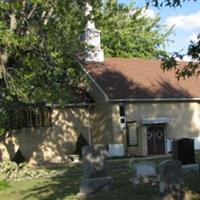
[20, 167, 159, 200]
[87, 171, 158, 200]
[20, 164, 81, 200]
[20, 154, 200, 200]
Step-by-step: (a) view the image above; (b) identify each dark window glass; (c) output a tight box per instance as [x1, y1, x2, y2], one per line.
[119, 104, 125, 116]
[8, 107, 51, 130]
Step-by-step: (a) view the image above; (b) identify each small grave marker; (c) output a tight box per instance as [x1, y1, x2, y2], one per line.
[130, 162, 158, 185]
[134, 162, 156, 178]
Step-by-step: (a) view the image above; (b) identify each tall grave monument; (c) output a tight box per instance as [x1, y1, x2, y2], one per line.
[172, 138, 199, 174]
[77, 145, 113, 197]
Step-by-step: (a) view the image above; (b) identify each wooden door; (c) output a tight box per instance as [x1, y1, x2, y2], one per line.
[147, 126, 165, 155]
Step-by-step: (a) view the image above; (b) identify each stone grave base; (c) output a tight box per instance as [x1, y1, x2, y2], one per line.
[130, 175, 159, 185]
[77, 176, 113, 197]
[182, 164, 199, 175]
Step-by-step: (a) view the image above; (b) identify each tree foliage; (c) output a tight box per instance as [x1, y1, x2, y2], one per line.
[94, 0, 171, 58]
[0, 0, 88, 135]
[147, 0, 197, 7]
[0, 0, 87, 105]
[161, 35, 200, 79]
[147, 0, 200, 78]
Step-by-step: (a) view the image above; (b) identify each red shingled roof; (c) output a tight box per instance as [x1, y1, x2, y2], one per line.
[83, 57, 200, 100]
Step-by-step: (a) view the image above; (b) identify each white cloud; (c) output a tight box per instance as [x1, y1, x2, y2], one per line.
[129, 8, 157, 19]
[142, 9, 157, 18]
[175, 55, 192, 62]
[165, 10, 200, 30]
[182, 55, 192, 62]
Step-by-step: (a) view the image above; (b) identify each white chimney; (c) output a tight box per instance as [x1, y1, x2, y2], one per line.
[83, 3, 104, 62]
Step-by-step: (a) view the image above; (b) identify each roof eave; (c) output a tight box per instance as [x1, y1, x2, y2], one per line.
[75, 58, 110, 102]
[45, 102, 95, 108]
[109, 97, 200, 103]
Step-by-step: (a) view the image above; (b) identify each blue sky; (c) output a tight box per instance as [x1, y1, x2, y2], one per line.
[118, 0, 200, 56]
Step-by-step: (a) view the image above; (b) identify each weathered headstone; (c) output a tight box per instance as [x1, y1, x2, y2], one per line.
[159, 159, 191, 200]
[130, 162, 158, 185]
[182, 163, 199, 175]
[82, 145, 107, 178]
[77, 145, 113, 198]
[134, 162, 156, 178]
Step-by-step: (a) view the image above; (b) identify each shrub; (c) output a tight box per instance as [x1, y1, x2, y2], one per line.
[0, 180, 9, 191]
[0, 160, 60, 181]
[74, 133, 88, 159]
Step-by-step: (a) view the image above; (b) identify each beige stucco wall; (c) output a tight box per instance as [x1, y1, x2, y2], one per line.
[125, 102, 200, 138]
[88, 79, 113, 145]
[111, 105, 124, 144]
[111, 102, 200, 156]
[0, 107, 90, 165]
[1, 97, 200, 163]
[90, 102, 113, 145]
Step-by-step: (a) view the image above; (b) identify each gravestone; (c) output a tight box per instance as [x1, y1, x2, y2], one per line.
[182, 164, 199, 175]
[130, 162, 158, 185]
[134, 162, 156, 178]
[77, 145, 113, 198]
[159, 159, 191, 200]
[172, 138, 195, 165]
[82, 145, 108, 178]
[172, 138, 199, 176]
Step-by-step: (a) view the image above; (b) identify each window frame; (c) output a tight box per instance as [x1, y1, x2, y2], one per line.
[126, 121, 139, 147]
[8, 107, 52, 130]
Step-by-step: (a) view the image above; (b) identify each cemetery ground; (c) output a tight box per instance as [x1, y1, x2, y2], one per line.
[0, 153, 200, 200]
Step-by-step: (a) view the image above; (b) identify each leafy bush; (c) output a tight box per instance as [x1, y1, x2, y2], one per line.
[0, 109, 7, 137]
[0, 180, 9, 191]
[12, 149, 26, 165]
[0, 160, 60, 181]
[74, 133, 88, 159]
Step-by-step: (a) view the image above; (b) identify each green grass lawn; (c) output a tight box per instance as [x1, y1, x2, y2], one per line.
[0, 153, 200, 200]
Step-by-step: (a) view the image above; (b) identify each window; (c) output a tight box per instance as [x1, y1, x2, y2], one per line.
[119, 103, 126, 129]
[9, 109, 27, 129]
[119, 104, 125, 116]
[127, 121, 138, 146]
[8, 107, 51, 130]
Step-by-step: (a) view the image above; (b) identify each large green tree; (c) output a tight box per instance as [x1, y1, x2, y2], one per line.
[0, 0, 87, 105]
[94, 0, 171, 58]
[0, 0, 88, 135]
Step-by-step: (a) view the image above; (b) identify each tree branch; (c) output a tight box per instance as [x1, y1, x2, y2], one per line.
[43, 7, 54, 25]
[27, 3, 38, 20]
